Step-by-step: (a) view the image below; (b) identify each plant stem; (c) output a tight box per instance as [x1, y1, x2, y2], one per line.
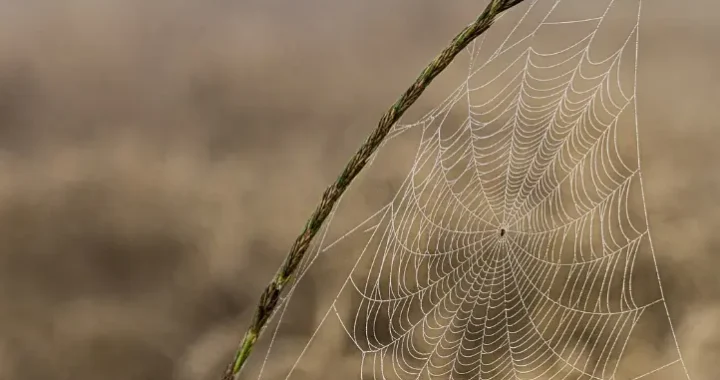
[220, 1, 527, 379]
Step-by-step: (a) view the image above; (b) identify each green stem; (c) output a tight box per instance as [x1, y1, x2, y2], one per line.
[220, 1, 527, 379]
[231, 332, 257, 374]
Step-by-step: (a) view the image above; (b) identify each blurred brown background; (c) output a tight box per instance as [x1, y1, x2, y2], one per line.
[0, 0, 717, 379]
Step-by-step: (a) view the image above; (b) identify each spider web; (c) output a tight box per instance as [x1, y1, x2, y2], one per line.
[245, 1, 691, 379]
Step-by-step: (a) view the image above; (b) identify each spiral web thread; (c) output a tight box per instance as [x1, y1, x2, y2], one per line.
[251, 1, 692, 379]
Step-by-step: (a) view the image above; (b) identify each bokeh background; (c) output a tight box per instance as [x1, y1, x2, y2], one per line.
[0, 0, 717, 379]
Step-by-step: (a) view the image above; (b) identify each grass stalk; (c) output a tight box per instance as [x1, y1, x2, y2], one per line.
[220, 1, 528, 379]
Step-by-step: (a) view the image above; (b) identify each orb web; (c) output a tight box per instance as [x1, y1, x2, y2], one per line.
[246, 1, 692, 379]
